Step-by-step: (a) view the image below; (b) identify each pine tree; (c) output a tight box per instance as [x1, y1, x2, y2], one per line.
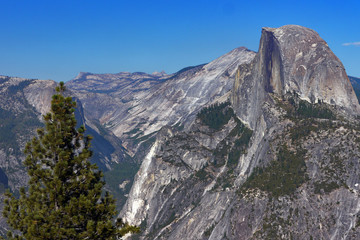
[3, 82, 139, 239]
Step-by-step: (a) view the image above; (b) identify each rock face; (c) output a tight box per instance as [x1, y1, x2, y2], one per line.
[0, 75, 130, 190]
[66, 71, 169, 125]
[66, 47, 256, 156]
[119, 26, 360, 240]
[232, 25, 360, 129]
[0, 77, 47, 192]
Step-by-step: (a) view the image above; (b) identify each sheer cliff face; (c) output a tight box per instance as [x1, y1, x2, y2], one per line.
[120, 26, 360, 240]
[232, 25, 360, 129]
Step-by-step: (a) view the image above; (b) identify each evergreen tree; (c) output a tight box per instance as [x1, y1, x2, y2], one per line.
[3, 82, 139, 239]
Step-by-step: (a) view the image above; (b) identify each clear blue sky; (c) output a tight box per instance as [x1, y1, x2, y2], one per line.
[0, 0, 359, 82]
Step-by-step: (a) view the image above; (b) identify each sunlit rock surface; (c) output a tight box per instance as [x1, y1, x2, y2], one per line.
[66, 48, 256, 156]
[232, 25, 360, 129]
[120, 26, 360, 240]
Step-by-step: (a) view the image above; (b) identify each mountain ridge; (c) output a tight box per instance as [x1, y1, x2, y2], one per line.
[65, 47, 256, 157]
[118, 25, 360, 239]
[0, 25, 360, 239]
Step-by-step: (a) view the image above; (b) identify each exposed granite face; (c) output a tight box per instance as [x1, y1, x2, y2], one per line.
[0, 77, 41, 192]
[66, 48, 256, 157]
[0, 76, 130, 187]
[65, 71, 169, 124]
[207, 112, 360, 240]
[269, 25, 358, 109]
[120, 96, 360, 240]
[23, 79, 57, 116]
[232, 25, 360, 129]
[120, 112, 243, 236]
[120, 26, 360, 240]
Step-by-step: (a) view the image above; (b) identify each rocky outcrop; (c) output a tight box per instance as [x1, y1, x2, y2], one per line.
[120, 26, 360, 240]
[65, 71, 169, 124]
[66, 48, 256, 156]
[0, 76, 42, 192]
[23, 79, 57, 116]
[232, 25, 360, 129]
[121, 97, 360, 240]
[120, 109, 245, 237]
[0, 75, 131, 186]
